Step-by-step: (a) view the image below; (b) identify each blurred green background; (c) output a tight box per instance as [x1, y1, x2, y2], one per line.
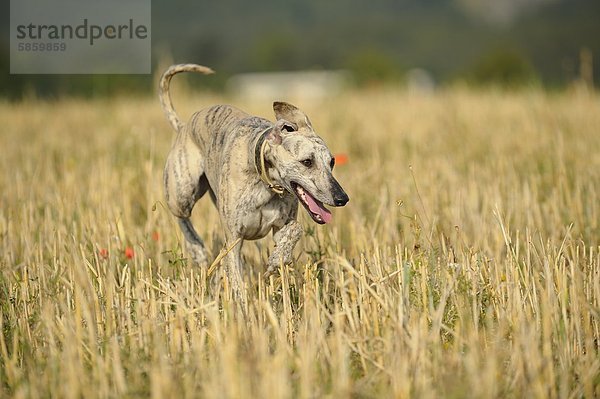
[1, 0, 599, 98]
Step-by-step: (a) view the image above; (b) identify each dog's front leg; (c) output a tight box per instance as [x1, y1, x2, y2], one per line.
[222, 234, 248, 309]
[265, 220, 303, 277]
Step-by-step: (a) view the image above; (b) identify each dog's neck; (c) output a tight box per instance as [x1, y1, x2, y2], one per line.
[253, 127, 270, 177]
[253, 127, 285, 196]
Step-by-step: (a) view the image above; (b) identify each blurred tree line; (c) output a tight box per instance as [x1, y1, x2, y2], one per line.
[1, 0, 598, 98]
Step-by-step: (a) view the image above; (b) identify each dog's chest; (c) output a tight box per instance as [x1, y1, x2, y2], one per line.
[238, 197, 295, 240]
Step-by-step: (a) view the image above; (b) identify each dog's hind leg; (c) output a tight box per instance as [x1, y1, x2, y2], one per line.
[164, 132, 212, 265]
[177, 216, 209, 265]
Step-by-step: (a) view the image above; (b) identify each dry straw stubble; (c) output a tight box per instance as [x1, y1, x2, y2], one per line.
[0, 87, 599, 398]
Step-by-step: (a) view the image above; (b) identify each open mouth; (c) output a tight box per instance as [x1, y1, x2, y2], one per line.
[291, 182, 332, 224]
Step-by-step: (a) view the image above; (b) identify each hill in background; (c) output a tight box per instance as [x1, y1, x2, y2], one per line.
[1, 0, 599, 97]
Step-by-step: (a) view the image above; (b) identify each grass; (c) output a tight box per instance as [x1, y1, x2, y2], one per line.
[0, 86, 599, 398]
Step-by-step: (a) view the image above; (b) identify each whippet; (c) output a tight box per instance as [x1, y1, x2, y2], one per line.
[159, 64, 349, 295]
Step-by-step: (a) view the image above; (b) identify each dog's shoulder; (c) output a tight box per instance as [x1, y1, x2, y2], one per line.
[238, 116, 272, 132]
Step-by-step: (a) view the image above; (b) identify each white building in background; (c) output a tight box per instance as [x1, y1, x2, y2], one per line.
[406, 68, 435, 94]
[227, 70, 350, 101]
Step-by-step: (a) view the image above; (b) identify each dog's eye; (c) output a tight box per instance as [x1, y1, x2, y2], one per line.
[330, 157, 335, 170]
[301, 159, 313, 167]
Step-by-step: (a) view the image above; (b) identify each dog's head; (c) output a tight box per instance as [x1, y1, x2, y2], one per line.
[263, 101, 349, 224]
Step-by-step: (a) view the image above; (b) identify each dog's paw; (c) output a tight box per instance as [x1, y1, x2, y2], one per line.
[263, 265, 278, 279]
[189, 250, 209, 267]
[185, 242, 209, 267]
[264, 258, 292, 279]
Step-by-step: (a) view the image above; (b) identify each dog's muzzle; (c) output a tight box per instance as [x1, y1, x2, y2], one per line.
[331, 178, 349, 207]
[291, 178, 349, 225]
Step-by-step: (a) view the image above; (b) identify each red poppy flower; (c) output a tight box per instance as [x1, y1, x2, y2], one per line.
[334, 153, 349, 166]
[124, 247, 135, 259]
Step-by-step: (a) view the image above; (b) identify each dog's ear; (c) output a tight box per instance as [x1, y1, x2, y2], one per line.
[274, 119, 297, 134]
[273, 101, 313, 130]
[266, 124, 283, 145]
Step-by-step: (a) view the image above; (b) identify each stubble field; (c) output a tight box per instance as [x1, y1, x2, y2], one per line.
[1, 86, 599, 398]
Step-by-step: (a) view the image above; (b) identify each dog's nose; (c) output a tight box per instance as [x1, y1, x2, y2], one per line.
[330, 177, 349, 206]
[334, 193, 349, 207]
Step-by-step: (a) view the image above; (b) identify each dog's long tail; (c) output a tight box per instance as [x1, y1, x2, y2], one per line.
[159, 63, 215, 132]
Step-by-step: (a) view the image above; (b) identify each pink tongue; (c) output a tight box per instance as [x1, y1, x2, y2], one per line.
[304, 192, 332, 223]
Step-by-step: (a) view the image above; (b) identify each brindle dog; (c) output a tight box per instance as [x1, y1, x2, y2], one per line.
[159, 64, 349, 298]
